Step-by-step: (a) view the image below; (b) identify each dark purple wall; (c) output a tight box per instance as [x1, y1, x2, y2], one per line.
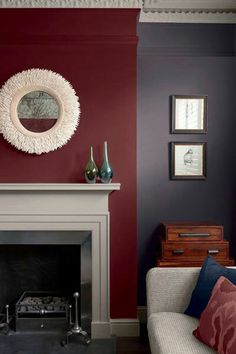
[137, 24, 236, 305]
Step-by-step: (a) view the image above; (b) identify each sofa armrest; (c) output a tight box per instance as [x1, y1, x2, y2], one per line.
[146, 267, 200, 317]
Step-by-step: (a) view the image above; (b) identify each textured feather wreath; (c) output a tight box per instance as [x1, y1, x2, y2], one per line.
[0, 69, 80, 154]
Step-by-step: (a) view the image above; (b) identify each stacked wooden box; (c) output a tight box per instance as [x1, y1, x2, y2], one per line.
[157, 222, 234, 267]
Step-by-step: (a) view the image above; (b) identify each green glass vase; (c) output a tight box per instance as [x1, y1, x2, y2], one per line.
[84, 146, 98, 184]
[99, 141, 113, 183]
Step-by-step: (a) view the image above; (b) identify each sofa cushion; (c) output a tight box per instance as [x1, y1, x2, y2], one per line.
[147, 312, 215, 354]
[193, 276, 236, 354]
[185, 256, 236, 318]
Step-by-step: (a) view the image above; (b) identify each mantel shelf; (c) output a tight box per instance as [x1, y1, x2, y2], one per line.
[0, 183, 121, 191]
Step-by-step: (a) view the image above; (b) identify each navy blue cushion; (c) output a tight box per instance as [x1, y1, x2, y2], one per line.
[185, 256, 236, 318]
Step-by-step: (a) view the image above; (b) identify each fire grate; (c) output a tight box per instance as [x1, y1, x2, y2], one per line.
[15, 291, 69, 332]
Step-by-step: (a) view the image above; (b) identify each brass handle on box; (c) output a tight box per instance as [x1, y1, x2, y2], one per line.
[172, 249, 184, 255]
[179, 233, 210, 238]
[207, 249, 219, 255]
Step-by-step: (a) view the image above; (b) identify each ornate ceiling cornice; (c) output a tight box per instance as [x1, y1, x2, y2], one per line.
[0, 0, 235, 23]
[141, 0, 236, 23]
[0, 0, 142, 8]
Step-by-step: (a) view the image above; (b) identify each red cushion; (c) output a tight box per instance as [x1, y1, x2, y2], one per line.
[193, 276, 236, 354]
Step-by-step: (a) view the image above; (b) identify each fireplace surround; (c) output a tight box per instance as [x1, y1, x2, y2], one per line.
[0, 183, 120, 338]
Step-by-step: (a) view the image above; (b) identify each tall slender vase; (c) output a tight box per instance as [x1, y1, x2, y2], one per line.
[84, 146, 98, 184]
[99, 141, 113, 183]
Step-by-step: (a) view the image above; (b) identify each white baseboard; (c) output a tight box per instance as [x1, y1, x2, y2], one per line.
[110, 318, 140, 337]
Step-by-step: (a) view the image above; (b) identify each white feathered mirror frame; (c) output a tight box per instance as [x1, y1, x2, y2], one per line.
[0, 69, 80, 154]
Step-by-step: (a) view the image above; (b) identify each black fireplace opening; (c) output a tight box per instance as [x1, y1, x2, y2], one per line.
[0, 230, 92, 335]
[0, 244, 80, 316]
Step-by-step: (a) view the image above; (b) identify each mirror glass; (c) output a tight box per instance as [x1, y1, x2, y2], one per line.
[17, 91, 60, 133]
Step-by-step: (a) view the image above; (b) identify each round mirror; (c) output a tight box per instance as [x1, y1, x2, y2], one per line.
[0, 69, 80, 154]
[17, 91, 60, 133]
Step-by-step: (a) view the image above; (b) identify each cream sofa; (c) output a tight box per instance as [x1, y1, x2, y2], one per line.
[146, 267, 215, 354]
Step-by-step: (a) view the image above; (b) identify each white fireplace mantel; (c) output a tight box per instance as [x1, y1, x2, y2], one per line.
[0, 183, 120, 215]
[0, 183, 121, 191]
[0, 183, 121, 338]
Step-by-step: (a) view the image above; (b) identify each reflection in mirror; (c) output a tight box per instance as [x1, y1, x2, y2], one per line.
[17, 91, 60, 132]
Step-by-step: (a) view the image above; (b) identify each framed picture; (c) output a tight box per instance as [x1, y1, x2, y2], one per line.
[171, 142, 207, 180]
[172, 95, 207, 133]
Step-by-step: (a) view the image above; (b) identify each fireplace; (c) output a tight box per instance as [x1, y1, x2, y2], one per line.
[0, 183, 120, 338]
[0, 231, 91, 334]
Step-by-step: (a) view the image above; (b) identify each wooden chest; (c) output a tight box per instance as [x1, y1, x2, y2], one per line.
[157, 222, 234, 267]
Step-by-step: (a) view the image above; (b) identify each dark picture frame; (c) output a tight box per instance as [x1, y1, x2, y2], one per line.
[170, 142, 207, 180]
[172, 95, 207, 134]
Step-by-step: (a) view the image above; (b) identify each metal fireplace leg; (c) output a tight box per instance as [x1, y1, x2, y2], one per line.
[61, 292, 91, 347]
[0, 305, 10, 335]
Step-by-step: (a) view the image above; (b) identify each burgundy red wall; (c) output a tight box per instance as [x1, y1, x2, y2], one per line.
[0, 9, 139, 318]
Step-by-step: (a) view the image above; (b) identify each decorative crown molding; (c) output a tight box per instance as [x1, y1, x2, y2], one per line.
[0, 0, 142, 8]
[0, 0, 235, 23]
[143, 0, 236, 11]
[141, 0, 236, 23]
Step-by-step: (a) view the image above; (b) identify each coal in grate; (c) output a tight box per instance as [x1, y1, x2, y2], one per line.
[15, 291, 69, 332]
